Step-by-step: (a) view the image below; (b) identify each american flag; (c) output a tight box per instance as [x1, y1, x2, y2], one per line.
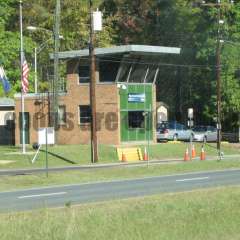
[21, 54, 29, 93]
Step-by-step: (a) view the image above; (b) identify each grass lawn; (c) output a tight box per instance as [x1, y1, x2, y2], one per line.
[0, 186, 239, 240]
[0, 142, 239, 170]
[0, 159, 240, 191]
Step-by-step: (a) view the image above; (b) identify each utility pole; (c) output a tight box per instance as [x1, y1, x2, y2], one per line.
[89, 0, 98, 163]
[201, 0, 234, 161]
[216, 1, 222, 160]
[53, 0, 60, 143]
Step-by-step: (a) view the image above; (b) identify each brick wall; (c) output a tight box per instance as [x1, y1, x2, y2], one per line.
[15, 71, 120, 145]
[58, 72, 120, 145]
[14, 59, 157, 146]
[15, 94, 50, 145]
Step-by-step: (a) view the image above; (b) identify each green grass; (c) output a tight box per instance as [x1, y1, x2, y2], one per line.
[147, 142, 240, 159]
[0, 142, 239, 170]
[0, 186, 240, 240]
[0, 159, 240, 191]
[0, 144, 117, 169]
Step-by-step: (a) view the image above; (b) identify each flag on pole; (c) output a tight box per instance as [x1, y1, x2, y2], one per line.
[0, 65, 11, 93]
[21, 54, 29, 93]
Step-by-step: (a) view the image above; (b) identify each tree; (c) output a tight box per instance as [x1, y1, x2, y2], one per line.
[0, 0, 34, 97]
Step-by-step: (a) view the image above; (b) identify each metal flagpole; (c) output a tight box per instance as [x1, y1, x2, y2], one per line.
[20, 0, 26, 154]
[216, 0, 222, 160]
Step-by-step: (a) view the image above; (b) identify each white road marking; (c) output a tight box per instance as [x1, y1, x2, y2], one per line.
[18, 192, 67, 199]
[1, 168, 238, 195]
[176, 176, 209, 182]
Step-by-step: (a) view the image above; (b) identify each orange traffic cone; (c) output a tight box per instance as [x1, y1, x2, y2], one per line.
[143, 147, 148, 161]
[184, 148, 190, 161]
[191, 144, 196, 158]
[122, 151, 127, 162]
[200, 146, 206, 161]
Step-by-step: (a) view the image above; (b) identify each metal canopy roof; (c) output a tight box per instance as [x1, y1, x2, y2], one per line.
[51, 45, 181, 60]
[0, 98, 15, 107]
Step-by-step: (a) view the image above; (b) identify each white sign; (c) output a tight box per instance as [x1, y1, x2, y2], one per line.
[0, 111, 14, 126]
[128, 93, 146, 103]
[38, 128, 55, 145]
[188, 108, 194, 119]
[93, 10, 102, 31]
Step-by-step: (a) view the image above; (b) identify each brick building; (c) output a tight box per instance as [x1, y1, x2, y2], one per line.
[14, 45, 180, 145]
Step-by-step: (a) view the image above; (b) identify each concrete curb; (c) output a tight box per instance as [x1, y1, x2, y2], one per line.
[0, 154, 240, 176]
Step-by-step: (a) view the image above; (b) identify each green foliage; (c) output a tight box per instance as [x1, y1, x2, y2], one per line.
[100, 0, 240, 127]
[1, 0, 240, 128]
[0, 0, 35, 97]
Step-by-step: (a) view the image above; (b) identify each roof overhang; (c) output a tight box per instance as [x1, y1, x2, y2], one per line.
[0, 98, 15, 107]
[50, 45, 181, 60]
[14, 92, 67, 99]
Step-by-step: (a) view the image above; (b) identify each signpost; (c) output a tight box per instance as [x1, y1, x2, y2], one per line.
[147, 104, 151, 168]
[31, 128, 55, 177]
[45, 128, 48, 177]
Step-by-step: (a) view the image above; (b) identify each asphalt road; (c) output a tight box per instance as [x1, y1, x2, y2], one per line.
[0, 169, 239, 213]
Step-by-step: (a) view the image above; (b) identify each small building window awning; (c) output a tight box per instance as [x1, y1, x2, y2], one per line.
[0, 98, 15, 107]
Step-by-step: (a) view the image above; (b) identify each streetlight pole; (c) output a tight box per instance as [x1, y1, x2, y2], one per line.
[89, 0, 98, 163]
[27, 26, 63, 95]
[34, 47, 37, 94]
[27, 26, 52, 96]
[19, 0, 26, 154]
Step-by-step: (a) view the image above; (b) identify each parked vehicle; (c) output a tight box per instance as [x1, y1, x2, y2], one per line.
[157, 121, 193, 141]
[192, 126, 217, 142]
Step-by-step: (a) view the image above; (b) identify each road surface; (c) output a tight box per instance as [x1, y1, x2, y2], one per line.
[0, 169, 239, 212]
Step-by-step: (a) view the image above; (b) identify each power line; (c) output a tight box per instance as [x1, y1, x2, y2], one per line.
[62, 55, 216, 69]
[58, 53, 240, 72]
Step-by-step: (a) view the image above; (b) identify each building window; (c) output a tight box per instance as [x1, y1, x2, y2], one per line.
[99, 58, 120, 82]
[78, 65, 90, 83]
[128, 111, 145, 129]
[58, 105, 66, 125]
[79, 105, 91, 124]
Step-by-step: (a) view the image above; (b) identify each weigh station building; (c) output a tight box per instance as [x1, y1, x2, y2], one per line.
[14, 45, 181, 145]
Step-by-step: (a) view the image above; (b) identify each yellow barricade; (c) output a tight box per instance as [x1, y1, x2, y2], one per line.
[117, 147, 143, 162]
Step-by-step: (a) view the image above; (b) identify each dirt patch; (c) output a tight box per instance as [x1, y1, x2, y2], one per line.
[0, 160, 16, 165]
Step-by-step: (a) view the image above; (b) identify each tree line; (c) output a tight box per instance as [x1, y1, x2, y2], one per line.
[0, 0, 240, 130]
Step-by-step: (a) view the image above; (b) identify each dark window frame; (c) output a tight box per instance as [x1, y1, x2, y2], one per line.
[79, 105, 91, 124]
[78, 65, 90, 84]
[128, 111, 145, 129]
[99, 58, 120, 82]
